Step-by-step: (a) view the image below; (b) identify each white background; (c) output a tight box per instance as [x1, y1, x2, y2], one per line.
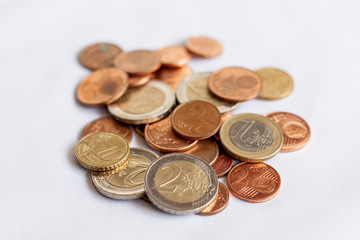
[1, 0, 360, 239]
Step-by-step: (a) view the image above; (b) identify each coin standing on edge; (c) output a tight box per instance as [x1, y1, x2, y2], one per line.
[155, 66, 193, 91]
[92, 148, 159, 200]
[157, 46, 191, 68]
[79, 43, 123, 70]
[220, 113, 283, 162]
[145, 153, 218, 215]
[185, 36, 222, 58]
[114, 50, 161, 75]
[197, 182, 229, 215]
[108, 80, 176, 124]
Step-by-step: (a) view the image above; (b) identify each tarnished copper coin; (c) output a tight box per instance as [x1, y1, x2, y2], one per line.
[265, 112, 310, 152]
[185, 36, 222, 58]
[157, 46, 191, 68]
[76, 68, 128, 106]
[227, 162, 281, 203]
[171, 100, 221, 140]
[145, 115, 198, 152]
[128, 73, 154, 88]
[198, 182, 229, 215]
[82, 117, 133, 143]
[114, 50, 161, 76]
[155, 66, 193, 91]
[208, 67, 262, 102]
[211, 149, 233, 178]
[79, 43, 123, 70]
[182, 139, 219, 166]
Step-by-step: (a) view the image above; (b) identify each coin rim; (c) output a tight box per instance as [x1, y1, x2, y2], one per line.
[78, 43, 122, 70]
[197, 182, 229, 215]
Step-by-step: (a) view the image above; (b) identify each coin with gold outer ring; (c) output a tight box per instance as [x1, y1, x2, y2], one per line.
[219, 113, 283, 162]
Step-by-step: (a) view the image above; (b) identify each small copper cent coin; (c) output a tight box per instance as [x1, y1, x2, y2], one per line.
[182, 139, 219, 166]
[114, 50, 161, 75]
[211, 149, 233, 178]
[208, 67, 262, 102]
[171, 100, 221, 140]
[198, 182, 229, 215]
[265, 112, 310, 152]
[185, 36, 222, 58]
[157, 46, 191, 68]
[227, 162, 281, 203]
[155, 66, 193, 91]
[128, 73, 154, 88]
[76, 68, 128, 106]
[79, 43, 122, 70]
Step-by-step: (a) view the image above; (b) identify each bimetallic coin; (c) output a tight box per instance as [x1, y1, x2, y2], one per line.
[265, 112, 310, 152]
[185, 36, 222, 58]
[92, 148, 158, 200]
[176, 72, 239, 113]
[255, 68, 293, 100]
[220, 113, 283, 162]
[145, 153, 218, 215]
[227, 162, 281, 202]
[157, 46, 191, 68]
[108, 80, 176, 124]
[75, 132, 130, 171]
[155, 66, 193, 91]
[114, 50, 161, 75]
[197, 182, 229, 215]
[79, 43, 123, 70]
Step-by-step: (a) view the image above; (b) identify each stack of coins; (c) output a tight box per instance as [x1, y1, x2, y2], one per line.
[74, 36, 311, 215]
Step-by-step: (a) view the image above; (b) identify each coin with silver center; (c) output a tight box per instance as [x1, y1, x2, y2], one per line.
[176, 72, 239, 114]
[92, 148, 159, 200]
[108, 80, 176, 124]
[144, 153, 218, 215]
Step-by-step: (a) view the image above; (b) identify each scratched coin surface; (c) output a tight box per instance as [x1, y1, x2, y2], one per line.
[75, 132, 130, 171]
[198, 182, 229, 215]
[76, 68, 128, 106]
[182, 139, 219, 166]
[171, 100, 221, 140]
[211, 149, 233, 178]
[92, 148, 158, 200]
[157, 46, 191, 68]
[185, 36, 222, 58]
[108, 80, 176, 124]
[144, 115, 198, 152]
[114, 50, 161, 75]
[220, 113, 283, 162]
[144, 153, 218, 215]
[128, 73, 154, 88]
[82, 117, 133, 143]
[176, 72, 239, 113]
[265, 112, 310, 152]
[155, 66, 193, 91]
[255, 68, 293, 100]
[227, 162, 281, 202]
[79, 43, 123, 70]
[208, 67, 262, 102]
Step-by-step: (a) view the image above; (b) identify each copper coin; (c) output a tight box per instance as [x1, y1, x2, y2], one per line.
[144, 115, 198, 152]
[78, 43, 123, 70]
[76, 68, 128, 106]
[211, 149, 233, 178]
[208, 67, 262, 102]
[82, 117, 133, 142]
[171, 100, 221, 140]
[182, 139, 219, 166]
[114, 50, 161, 76]
[128, 73, 154, 88]
[157, 46, 191, 68]
[185, 36, 222, 58]
[265, 112, 310, 152]
[214, 112, 233, 142]
[155, 66, 193, 91]
[134, 125, 145, 138]
[198, 182, 229, 215]
[227, 162, 281, 203]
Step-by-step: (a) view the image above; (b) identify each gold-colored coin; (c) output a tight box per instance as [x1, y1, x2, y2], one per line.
[75, 132, 130, 171]
[220, 113, 283, 162]
[92, 156, 130, 176]
[255, 68, 293, 100]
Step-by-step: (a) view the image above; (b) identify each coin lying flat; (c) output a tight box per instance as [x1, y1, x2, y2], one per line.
[75, 132, 130, 171]
[255, 68, 293, 100]
[185, 36, 222, 58]
[220, 113, 283, 162]
[265, 112, 310, 152]
[134, 124, 145, 138]
[155, 66, 193, 91]
[114, 50, 161, 75]
[227, 162, 281, 202]
[145, 153, 218, 215]
[128, 73, 154, 88]
[182, 139, 219, 166]
[197, 182, 229, 215]
[157, 46, 191, 68]
[79, 43, 123, 70]
[211, 149, 233, 178]
[107, 80, 176, 124]
[92, 148, 158, 200]
[176, 72, 239, 114]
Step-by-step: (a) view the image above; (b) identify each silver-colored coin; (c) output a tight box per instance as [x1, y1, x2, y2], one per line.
[176, 72, 239, 114]
[92, 148, 159, 200]
[108, 80, 176, 124]
[144, 153, 218, 215]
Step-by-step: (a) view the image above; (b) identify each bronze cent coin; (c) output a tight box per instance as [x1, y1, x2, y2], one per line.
[145, 115, 198, 152]
[211, 149, 233, 178]
[208, 67, 262, 102]
[134, 125, 145, 138]
[114, 50, 161, 76]
[155, 66, 193, 91]
[82, 117, 133, 143]
[185, 36, 222, 58]
[198, 182, 229, 215]
[128, 73, 154, 88]
[227, 162, 281, 203]
[265, 112, 310, 152]
[182, 139, 219, 166]
[157, 46, 191, 68]
[76, 68, 128, 106]
[171, 100, 221, 140]
[79, 43, 123, 70]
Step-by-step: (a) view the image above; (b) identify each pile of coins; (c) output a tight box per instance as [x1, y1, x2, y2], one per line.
[74, 36, 311, 215]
